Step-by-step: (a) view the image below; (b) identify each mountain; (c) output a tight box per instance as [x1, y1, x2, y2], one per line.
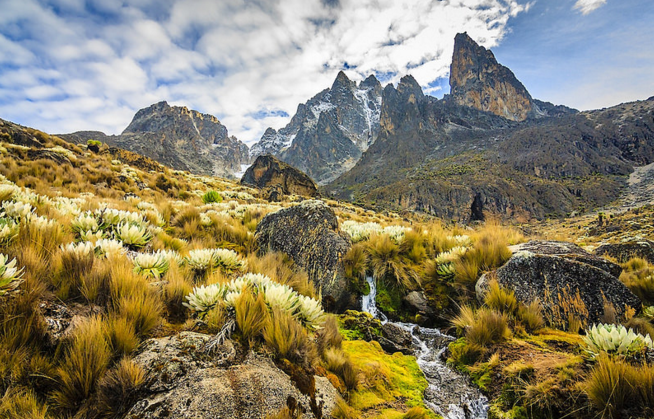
[324, 34, 654, 221]
[449, 32, 576, 120]
[250, 71, 383, 184]
[60, 101, 249, 178]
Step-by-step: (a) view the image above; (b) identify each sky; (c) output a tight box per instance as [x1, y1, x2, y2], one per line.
[0, 0, 652, 146]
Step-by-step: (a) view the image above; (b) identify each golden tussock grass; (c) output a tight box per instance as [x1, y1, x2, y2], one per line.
[95, 358, 146, 418]
[452, 306, 511, 347]
[51, 315, 111, 411]
[104, 316, 139, 359]
[235, 289, 269, 345]
[323, 348, 358, 391]
[263, 308, 310, 362]
[0, 388, 48, 419]
[163, 263, 193, 320]
[316, 315, 343, 354]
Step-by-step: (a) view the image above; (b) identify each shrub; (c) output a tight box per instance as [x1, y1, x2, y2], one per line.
[0, 253, 23, 295]
[51, 315, 111, 411]
[114, 222, 151, 249]
[133, 251, 170, 279]
[202, 190, 223, 204]
[96, 358, 145, 418]
[582, 323, 653, 360]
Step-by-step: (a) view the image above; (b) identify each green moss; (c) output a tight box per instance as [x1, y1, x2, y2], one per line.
[376, 282, 403, 315]
[337, 311, 382, 341]
[342, 340, 440, 419]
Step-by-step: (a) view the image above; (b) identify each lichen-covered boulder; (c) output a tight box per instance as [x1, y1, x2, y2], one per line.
[508, 240, 622, 277]
[595, 240, 654, 264]
[124, 332, 338, 419]
[477, 241, 641, 328]
[255, 200, 353, 311]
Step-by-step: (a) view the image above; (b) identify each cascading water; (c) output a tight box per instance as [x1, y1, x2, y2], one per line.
[362, 276, 488, 419]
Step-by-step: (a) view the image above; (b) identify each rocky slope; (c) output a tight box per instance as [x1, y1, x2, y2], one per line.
[250, 72, 383, 184]
[60, 101, 249, 178]
[324, 35, 654, 222]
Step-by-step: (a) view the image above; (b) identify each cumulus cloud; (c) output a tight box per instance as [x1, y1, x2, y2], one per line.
[0, 0, 531, 144]
[573, 0, 607, 15]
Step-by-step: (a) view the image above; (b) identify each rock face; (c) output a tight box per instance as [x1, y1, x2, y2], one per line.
[595, 240, 654, 264]
[449, 32, 534, 122]
[255, 200, 353, 311]
[250, 72, 383, 184]
[60, 101, 249, 178]
[124, 332, 338, 419]
[241, 154, 319, 198]
[476, 241, 641, 327]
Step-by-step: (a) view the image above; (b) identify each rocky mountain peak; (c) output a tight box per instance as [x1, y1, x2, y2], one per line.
[397, 75, 424, 100]
[449, 32, 533, 121]
[332, 70, 355, 91]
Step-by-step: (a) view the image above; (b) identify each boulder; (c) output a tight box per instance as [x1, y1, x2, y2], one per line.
[508, 240, 622, 277]
[403, 291, 436, 317]
[125, 332, 338, 419]
[595, 240, 654, 264]
[255, 200, 353, 311]
[241, 154, 319, 198]
[477, 241, 641, 328]
[378, 323, 413, 355]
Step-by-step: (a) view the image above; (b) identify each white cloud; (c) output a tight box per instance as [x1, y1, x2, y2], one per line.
[0, 0, 532, 145]
[573, 0, 607, 15]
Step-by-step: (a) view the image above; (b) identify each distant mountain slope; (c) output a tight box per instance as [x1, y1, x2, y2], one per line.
[60, 101, 249, 178]
[324, 35, 654, 221]
[250, 72, 383, 184]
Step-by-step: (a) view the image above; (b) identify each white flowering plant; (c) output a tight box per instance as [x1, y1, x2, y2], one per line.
[582, 323, 654, 360]
[0, 253, 23, 295]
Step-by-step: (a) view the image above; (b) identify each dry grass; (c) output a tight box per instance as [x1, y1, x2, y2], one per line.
[246, 252, 316, 298]
[95, 358, 146, 418]
[51, 315, 111, 411]
[452, 306, 511, 347]
[235, 289, 269, 345]
[163, 263, 193, 320]
[484, 279, 518, 315]
[263, 308, 310, 362]
[517, 300, 545, 333]
[0, 388, 48, 419]
[367, 234, 419, 290]
[105, 316, 139, 359]
[323, 348, 358, 391]
[316, 315, 343, 354]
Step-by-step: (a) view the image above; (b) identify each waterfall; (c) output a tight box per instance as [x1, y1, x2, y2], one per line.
[362, 277, 489, 419]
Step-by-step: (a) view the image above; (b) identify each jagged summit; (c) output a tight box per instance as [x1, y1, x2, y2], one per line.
[250, 71, 383, 184]
[449, 32, 534, 121]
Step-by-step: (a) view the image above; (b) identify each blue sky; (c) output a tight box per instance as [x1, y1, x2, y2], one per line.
[0, 0, 652, 145]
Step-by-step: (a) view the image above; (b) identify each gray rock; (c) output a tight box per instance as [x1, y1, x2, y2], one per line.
[403, 291, 436, 317]
[378, 323, 413, 355]
[125, 332, 338, 419]
[477, 241, 641, 327]
[508, 240, 622, 277]
[255, 200, 353, 311]
[595, 240, 654, 264]
[241, 154, 319, 198]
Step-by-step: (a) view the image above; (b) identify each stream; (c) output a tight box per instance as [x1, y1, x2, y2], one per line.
[361, 277, 489, 419]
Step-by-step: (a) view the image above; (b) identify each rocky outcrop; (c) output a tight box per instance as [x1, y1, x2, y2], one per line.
[595, 240, 654, 264]
[241, 154, 319, 198]
[250, 72, 383, 184]
[449, 32, 534, 121]
[124, 332, 338, 419]
[476, 241, 641, 328]
[60, 101, 249, 178]
[255, 200, 353, 311]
